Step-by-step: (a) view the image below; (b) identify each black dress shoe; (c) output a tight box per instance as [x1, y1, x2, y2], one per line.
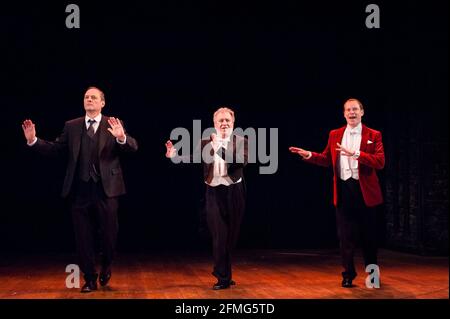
[99, 271, 111, 287]
[230, 280, 236, 286]
[341, 278, 354, 288]
[81, 280, 98, 293]
[213, 281, 231, 290]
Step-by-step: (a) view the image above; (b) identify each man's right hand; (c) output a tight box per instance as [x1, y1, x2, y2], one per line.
[22, 119, 36, 144]
[289, 146, 311, 159]
[165, 140, 176, 158]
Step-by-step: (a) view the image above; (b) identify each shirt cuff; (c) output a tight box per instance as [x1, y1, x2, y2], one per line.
[27, 137, 38, 146]
[304, 151, 312, 160]
[352, 150, 360, 159]
[116, 135, 127, 144]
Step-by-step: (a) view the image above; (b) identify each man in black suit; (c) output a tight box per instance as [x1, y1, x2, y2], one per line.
[165, 107, 248, 290]
[22, 87, 138, 293]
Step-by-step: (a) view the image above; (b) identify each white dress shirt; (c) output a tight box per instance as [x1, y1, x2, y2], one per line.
[339, 123, 362, 181]
[85, 114, 102, 134]
[206, 136, 242, 187]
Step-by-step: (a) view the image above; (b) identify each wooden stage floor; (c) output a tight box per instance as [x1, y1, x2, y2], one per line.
[0, 249, 447, 299]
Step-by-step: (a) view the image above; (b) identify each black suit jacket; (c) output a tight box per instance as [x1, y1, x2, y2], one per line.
[32, 115, 138, 198]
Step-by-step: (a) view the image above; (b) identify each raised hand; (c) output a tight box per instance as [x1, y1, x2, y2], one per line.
[165, 140, 176, 158]
[289, 146, 310, 158]
[22, 119, 36, 144]
[336, 143, 355, 156]
[107, 117, 126, 141]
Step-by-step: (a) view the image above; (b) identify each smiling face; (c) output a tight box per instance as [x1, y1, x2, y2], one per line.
[214, 110, 234, 138]
[83, 88, 105, 117]
[343, 99, 364, 128]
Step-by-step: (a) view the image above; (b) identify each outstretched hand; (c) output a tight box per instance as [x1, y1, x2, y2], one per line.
[165, 140, 177, 158]
[22, 119, 36, 144]
[289, 146, 310, 158]
[107, 117, 126, 141]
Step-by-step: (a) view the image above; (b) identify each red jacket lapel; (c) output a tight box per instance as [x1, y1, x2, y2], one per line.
[360, 124, 369, 152]
[332, 126, 346, 164]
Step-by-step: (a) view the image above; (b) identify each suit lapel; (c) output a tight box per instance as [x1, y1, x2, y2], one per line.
[227, 135, 235, 162]
[98, 115, 109, 156]
[204, 138, 214, 183]
[72, 118, 84, 161]
[333, 127, 346, 162]
[360, 124, 369, 152]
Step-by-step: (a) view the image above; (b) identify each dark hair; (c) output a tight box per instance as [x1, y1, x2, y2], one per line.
[85, 86, 105, 101]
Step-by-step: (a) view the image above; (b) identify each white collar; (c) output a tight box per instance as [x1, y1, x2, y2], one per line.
[346, 122, 362, 134]
[85, 113, 102, 124]
[216, 135, 231, 143]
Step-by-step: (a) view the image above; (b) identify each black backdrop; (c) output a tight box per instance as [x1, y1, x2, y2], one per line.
[0, 1, 447, 253]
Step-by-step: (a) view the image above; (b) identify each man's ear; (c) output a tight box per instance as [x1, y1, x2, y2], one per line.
[361, 109, 364, 117]
[101, 101, 105, 108]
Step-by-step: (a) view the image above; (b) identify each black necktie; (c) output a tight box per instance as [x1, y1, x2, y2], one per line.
[87, 119, 96, 138]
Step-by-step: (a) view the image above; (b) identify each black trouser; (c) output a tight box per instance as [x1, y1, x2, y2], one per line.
[70, 179, 119, 282]
[336, 178, 378, 280]
[205, 182, 245, 283]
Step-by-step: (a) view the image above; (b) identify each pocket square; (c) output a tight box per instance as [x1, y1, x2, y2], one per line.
[367, 140, 373, 144]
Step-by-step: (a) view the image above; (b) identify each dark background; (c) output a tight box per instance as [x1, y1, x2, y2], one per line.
[0, 1, 448, 255]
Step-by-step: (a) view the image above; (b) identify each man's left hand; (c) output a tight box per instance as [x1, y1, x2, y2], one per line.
[108, 117, 126, 142]
[336, 143, 355, 156]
